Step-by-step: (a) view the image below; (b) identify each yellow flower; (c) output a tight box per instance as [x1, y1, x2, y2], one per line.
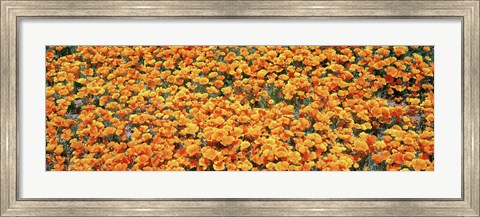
[274, 161, 289, 171]
[199, 77, 209, 85]
[257, 69, 268, 78]
[240, 141, 250, 150]
[185, 123, 199, 135]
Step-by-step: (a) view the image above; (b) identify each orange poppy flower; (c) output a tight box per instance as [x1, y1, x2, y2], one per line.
[274, 161, 289, 171]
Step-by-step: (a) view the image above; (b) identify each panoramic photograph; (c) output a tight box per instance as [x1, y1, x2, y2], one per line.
[45, 45, 434, 171]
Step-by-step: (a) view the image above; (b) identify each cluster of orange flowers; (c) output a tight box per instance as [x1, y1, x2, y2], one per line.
[46, 45, 434, 171]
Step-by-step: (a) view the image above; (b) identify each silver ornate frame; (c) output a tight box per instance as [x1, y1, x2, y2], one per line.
[1, 1, 478, 216]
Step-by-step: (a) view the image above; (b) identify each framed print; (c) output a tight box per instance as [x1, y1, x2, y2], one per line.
[1, 0, 479, 216]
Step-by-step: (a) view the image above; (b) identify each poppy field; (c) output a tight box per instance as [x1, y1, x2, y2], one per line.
[46, 45, 434, 171]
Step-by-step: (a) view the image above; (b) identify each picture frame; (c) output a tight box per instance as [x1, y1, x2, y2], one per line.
[1, 0, 478, 216]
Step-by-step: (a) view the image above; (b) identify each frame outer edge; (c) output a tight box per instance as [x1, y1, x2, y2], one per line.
[462, 2, 480, 216]
[469, 1, 480, 216]
[0, 1, 6, 216]
[1, 0, 479, 216]
[1, 3, 12, 217]
[2, 2, 19, 217]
